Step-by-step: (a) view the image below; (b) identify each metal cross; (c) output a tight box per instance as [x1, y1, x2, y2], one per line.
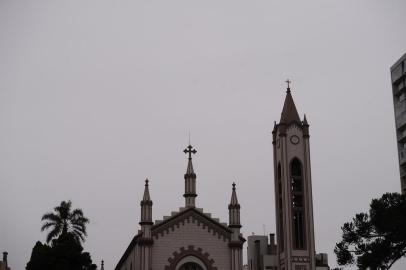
[285, 79, 291, 89]
[183, 145, 197, 159]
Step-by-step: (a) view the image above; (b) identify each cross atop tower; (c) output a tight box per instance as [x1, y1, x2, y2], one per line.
[183, 144, 197, 160]
[285, 79, 291, 92]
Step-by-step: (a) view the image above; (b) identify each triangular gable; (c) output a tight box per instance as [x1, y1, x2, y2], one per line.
[152, 208, 232, 241]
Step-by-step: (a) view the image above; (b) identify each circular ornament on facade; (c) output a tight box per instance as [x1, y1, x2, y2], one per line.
[290, 135, 300, 145]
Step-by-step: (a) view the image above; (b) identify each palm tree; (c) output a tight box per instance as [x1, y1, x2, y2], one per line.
[41, 200, 89, 243]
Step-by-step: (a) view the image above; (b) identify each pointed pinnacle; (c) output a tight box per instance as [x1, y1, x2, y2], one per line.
[303, 114, 309, 125]
[230, 182, 239, 205]
[142, 179, 151, 201]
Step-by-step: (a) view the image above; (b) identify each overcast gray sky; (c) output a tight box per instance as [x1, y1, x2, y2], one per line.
[1, 1, 406, 270]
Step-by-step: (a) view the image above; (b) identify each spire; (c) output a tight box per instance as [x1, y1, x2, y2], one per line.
[186, 158, 195, 175]
[230, 182, 239, 205]
[142, 179, 151, 202]
[280, 81, 301, 124]
[140, 179, 153, 225]
[183, 144, 197, 208]
[303, 113, 310, 137]
[228, 182, 241, 229]
[184, 144, 196, 175]
[303, 114, 309, 126]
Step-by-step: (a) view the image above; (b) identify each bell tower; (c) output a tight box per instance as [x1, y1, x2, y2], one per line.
[272, 81, 316, 270]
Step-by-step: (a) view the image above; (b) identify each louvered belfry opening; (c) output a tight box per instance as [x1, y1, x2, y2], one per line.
[290, 158, 306, 250]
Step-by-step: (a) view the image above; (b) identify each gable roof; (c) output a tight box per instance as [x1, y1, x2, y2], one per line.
[152, 207, 232, 240]
[115, 207, 246, 270]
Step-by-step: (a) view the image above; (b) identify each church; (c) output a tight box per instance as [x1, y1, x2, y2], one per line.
[114, 144, 245, 270]
[114, 84, 328, 270]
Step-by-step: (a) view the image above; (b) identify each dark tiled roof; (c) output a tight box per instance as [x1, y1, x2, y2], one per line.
[280, 90, 301, 124]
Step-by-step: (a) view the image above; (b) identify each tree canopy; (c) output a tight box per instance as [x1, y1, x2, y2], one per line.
[26, 233, 97, 270]
[27, 200, 96, 270]
[335, 192, 406, 270]
[41, 200, 89, 243]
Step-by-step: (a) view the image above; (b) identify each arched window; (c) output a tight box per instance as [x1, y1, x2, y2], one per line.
[290, 158, 306, 249]
[277, 163, 284, 252]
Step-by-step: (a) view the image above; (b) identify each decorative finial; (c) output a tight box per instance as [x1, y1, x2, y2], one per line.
[285, 79, 291, 93]
[232, 182, 236, 190]
[101, 260, 104, 270]
[145, 178, 149, 186]
[183, 144, 197, 160]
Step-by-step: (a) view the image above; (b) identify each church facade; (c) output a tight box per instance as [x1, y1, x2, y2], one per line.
[115, 145, 245, 270]
[115, 83, 328, 270]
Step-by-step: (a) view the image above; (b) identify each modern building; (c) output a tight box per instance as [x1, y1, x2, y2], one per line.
[246, 234, 329, 270]
[0, 252, 10, 270]
[115, 145, 245, 270]
[246, 234, 278, 270]
[391, 52, 406, 194]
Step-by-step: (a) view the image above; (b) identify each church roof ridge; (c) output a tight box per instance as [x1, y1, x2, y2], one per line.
[114, 234, 141, 270]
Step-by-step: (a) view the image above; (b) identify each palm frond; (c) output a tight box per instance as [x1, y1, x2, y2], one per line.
[41, 221, 57, 232]
[72, 228, 86, 242]
[72, 224, 87, 236]
[46, 225, 61, 243]
[54, 200, 72, 219]
[70, 208, 84, 218]
[41, 213, 61, 223]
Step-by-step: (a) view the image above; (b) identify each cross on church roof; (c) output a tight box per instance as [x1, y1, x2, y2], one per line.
[285, 79, 291, 92]
[183, 144, 197, 159]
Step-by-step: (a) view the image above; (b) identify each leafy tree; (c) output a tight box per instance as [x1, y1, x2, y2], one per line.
[26, 234, 97, 270]
[27, 201, 96, 270]
[335, 192, 406, 270]
[41, 200, 89, 243]
[26, 241, 53, 270]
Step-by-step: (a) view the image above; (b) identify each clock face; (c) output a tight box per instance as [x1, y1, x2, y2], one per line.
[290, 135, 300, 145]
